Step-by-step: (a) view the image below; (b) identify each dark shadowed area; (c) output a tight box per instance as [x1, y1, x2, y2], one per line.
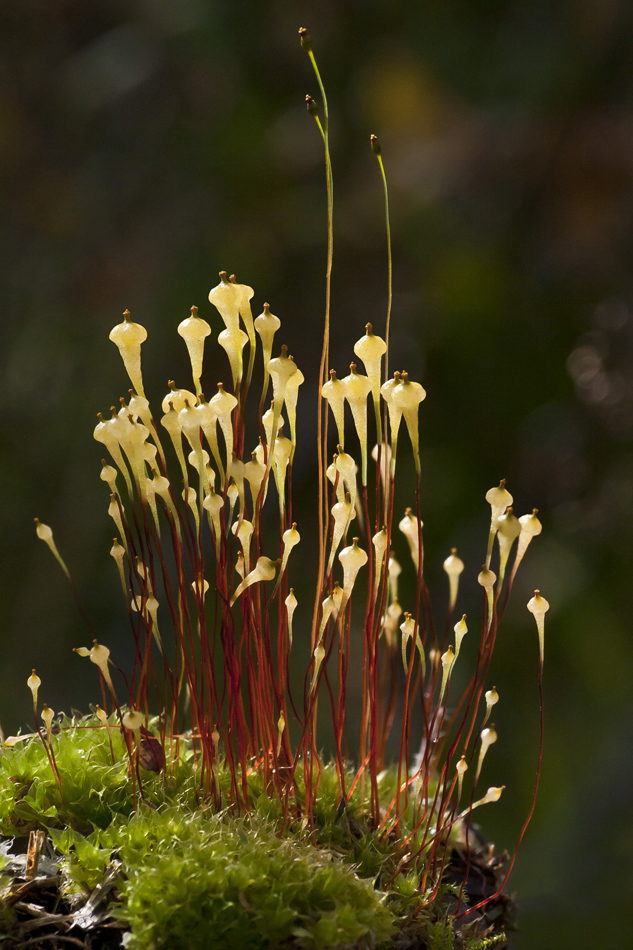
[1, 1, 633, 947]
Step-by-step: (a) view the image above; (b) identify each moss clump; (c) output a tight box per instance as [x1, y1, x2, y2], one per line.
[0, 719, 511, 949]
[62, 808, 394, 950]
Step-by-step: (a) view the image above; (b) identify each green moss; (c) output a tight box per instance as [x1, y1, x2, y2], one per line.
[0, 719, 507, 949]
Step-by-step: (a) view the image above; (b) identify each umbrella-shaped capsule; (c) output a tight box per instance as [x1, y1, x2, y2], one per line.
[109, 310, 147, 397]
[178, 306, 211, 395]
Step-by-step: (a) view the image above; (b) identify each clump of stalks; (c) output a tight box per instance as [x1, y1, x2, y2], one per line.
[27, 28, 549, 919]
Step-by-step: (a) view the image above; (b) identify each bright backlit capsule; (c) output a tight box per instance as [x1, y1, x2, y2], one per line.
[202, 488, 224, 560]
[456, 755, 468, 801]
[527, 589, 550, 665]
[391, 373, 426, 473]
[380, 372, 403, 470]
[475, 725, 498, 784]
[244, 450, 267, 513]
[439, 645, 455, 705]
[229, 556, 278, 607]
[459, 785, 505, 820]
[93, 413, 133, 497]
[478, 566, 497, 631]
[268, 346, 298, 409]
[334, 448, 357, 501]
[372, 527, 388, 594]
[399, 612, 422, 671]
[484, 479, 513, 566]
[342, 363, 372, 486]
[110, 537, 127, 595]
[74, 640, 116, 698]
[509, 509, 544, 585]
[123, 708, 143, 747]
[228, 275, 256, 340]
[338, 538, 368, 598]
[34, 519, 71, 580]
[109, 310, 148, 397]
[284, 366, 304, 451]
[328, 494, 355, 574]
[178, 305, 211, 395]
[232, 518, 254, 573]
[399, 508, 423, 571]
[321, 370, 346, 448]
[218, 324, 249, 390]
[41, 704, 54, 742]
[482, 686, 499, 726]
[496, 507, 521, 585]
[454, 614, 468, 659]
[208, 271, 240, 334]
[285, 589, 298, 648]
[279, 523, 300, 580]
[354, 324, 386, 421]
[161, 381, 197, 415]
[27, 670, 41, 711]
[210, 383, 238, 472]
[255, 303, 281, 397]
[443, 548, 465, 611]
[100, 462, 118, 493]
[310, 642, 325, 694]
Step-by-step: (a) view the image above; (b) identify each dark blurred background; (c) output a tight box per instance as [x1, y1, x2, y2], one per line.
[1, 0, 633, 946]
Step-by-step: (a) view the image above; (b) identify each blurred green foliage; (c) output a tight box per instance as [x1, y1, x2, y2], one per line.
[1, 1, 633, 947]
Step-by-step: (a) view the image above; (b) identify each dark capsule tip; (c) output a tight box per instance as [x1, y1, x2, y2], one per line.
[298, 27, 312, 51]
[370, 134, 381, 155]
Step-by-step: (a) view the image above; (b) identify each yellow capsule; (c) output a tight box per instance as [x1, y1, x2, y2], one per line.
[232, 518, 254, 573]
[34, 519, 71, 580]
[210, 383, 238, 473]
[342, 363, 372, 486]
[496, 507, 521, 586]
[372, 527, 388, 595]
[443, 548, 464, 611]
[27, 669, 41, 711]
[439, 644, 455, 705]
[338, 538, 368, 598]
[527, 589, 550, 665]
[454, 614, 468, 659]
[285, 589, 298, 648]
[218, 325, 249, 389]
[41, 704, 54, 742]
[380, 372, 403, 472]
[178, 305, 211, 395]
[391, 373, 426, 472]
[284, 366, 304, 451]
[484, 479, 513, 567]
[510, 510, 543, 585]
[475, 725, 498, 784]
[456, 754, 468, 801]
[478, 566, 497, 631]
[321, 370, 347, 449]
[482, 686, 499, 726]
[279, 523, 300, 580]
[244, 450, 267, 513]
[229, 556, 278, 607]
[354, 323, 386, 417]
[208, 271, 240, 334]
[255, 303, 281, 399]
[327, 495, 355, 575]
[109, 310, 147, 397]
[399, 508, 423, 571]
[161, 381, 197, 416]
